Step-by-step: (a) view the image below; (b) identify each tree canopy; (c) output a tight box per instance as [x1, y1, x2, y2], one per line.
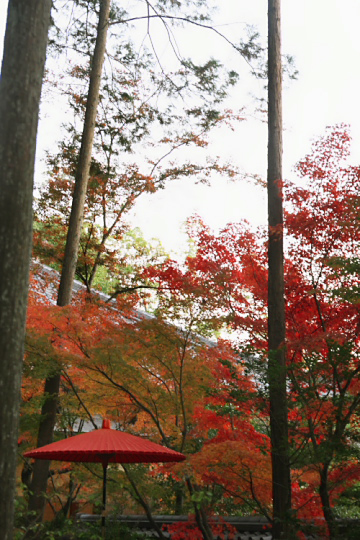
[19, 125, 360, 539]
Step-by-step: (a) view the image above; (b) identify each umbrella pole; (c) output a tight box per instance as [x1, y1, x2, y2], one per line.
[102, 462, 107, 540]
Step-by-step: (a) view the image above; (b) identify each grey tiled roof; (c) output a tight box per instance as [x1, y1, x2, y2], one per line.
[139, 532, 272, 539]
[77, 514, 273, 538]
[77, 514, 330, 538]
[32, 262, 216, 348]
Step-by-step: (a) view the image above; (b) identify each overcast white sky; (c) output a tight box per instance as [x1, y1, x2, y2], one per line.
[1, 1, 360, 257]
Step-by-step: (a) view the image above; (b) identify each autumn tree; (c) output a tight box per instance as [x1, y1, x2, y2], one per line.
[176, 341, 272, 519]
[22, 268, 269, 538]
[22, 268, 223, 530]
[142, 126, 360, 537]
[25, 0, 264, 529]
[0, 1, 52, 537]
[28, 0, 253, 519]
[284, 125, 360, 538]
[22, 128, 359, 538]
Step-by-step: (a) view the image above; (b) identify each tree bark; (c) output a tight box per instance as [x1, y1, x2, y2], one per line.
[186, 477, 214, 540]
[319, 464, 338, 539]
[28, 374, 61, 517]
[174, 486, 184, 514]
[123, 465, 167, 540]
[27, 0, 111, 520]
[0, 1, 51, 537]
[57, 0, 111, 307]
[267, 1, 292, 538]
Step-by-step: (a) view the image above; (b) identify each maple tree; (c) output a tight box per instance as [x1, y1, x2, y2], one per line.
[27, 0, 248, 521]
[284, 125, 360, 538]
[22, 260, 265, 540]
[178, 343, 272, 517]
[140, 125, 360, 537]
[21, 272, 136, 531]
[16, 5, 360, 540]
[25, 0, 245, 521]
[22, 128, 360, 539]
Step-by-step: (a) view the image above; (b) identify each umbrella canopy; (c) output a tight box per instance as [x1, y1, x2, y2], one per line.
[24, 419, 186, 465]
[24, 419, 186, 537]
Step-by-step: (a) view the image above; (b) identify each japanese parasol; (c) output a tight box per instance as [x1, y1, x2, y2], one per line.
[24, 419, 185, 535]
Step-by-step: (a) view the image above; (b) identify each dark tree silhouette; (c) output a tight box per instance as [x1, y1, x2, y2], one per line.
[267, 0, 292, 537]
[0, 1, 52, 537]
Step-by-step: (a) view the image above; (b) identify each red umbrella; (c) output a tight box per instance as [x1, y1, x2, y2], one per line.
[24, 419, 185, 535]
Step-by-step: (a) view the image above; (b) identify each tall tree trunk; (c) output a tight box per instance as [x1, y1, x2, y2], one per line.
[0, 1, 51, 537]
[267, 1, 292, 538]
[27, 374, 61, 518]
[28, 0, 111, 520]
[319, 464, 338, 539]
[57, 0, 111, 307]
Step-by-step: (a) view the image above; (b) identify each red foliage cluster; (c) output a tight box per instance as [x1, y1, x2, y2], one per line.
[23, 126, 360, 533]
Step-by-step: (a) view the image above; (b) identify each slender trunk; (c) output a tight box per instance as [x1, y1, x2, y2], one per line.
[267, 1, 292, 538]
[0, 1, 51, 537]
[174, 486, 184, 515]
[60, 474, 81, 519]
[186, 477, 214, 540]
[27, 0, 111, 520]
[28, 374, 61, 516]
[57, 0, 111, 306]
[319, 464, 338, 539]
[123, 465, 166, 540]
